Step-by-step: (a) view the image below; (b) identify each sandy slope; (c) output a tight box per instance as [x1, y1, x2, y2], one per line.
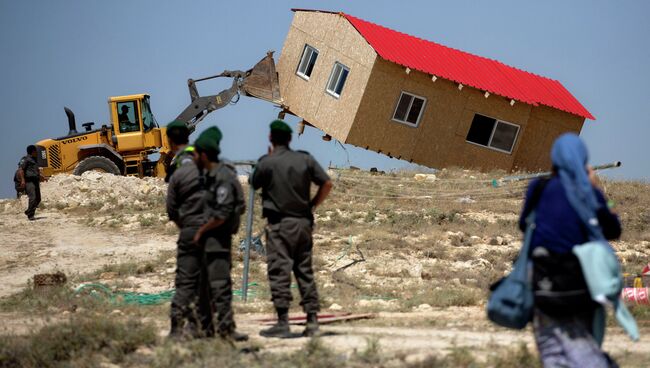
[0, 208, 175, 297]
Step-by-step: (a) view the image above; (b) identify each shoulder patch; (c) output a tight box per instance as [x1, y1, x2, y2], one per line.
[179, 157, 193, 166]
[216, 185, 228, 204]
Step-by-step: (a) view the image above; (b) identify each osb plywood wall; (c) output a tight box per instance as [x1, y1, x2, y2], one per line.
[277, 11, 376, 142]
[512, 106, 584, 171]
[347, 58, 585, 172]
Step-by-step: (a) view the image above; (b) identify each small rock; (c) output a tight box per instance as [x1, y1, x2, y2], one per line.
[328, 303, 343, 311]
[135, 346, 155, 356]
[414, 303, 433, 312]
[99, 363, 121, 368]
[456, 196, 476, 204]
[99, 272, 118, 280]
[110, 309, 123, 316]
[165, 267, 176, 274]
[414, 173, 437, 182]
[409, 263, 423, 278]
[447, 231, 465, 247]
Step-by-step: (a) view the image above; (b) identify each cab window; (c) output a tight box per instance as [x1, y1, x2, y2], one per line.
[142, 97, 157, 131]
[117, 101, 140, 133]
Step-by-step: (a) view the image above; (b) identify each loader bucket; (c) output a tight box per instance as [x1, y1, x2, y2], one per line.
[243, 52, 282, 105]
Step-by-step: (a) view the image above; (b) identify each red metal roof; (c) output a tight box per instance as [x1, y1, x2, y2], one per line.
[291, 9, 594, 120]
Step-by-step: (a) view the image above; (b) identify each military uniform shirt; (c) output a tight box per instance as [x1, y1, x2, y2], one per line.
[19, 155, 39, 181]
[166, 160, 205, 228]
[251, 146, 329, 218]
[165, 146, 195, 183]
[202, 162, 245, 252]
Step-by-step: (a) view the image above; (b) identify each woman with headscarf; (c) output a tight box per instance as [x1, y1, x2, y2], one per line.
[518, 133, 622, 367]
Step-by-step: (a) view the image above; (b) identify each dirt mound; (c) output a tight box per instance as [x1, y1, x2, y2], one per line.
[2, 172, 167, 214]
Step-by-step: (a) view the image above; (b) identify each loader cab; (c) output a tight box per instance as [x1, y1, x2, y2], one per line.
[109, 94, 160, 153]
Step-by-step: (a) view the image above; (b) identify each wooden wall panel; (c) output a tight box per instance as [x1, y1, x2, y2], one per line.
[277, 11, 376, 142]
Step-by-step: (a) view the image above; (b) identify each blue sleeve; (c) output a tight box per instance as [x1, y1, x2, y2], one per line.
[594, 188, 621, 240]
[518, 179, 539, 232]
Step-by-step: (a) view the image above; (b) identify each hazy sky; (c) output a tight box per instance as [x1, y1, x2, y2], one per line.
[1, 1, 648, 198]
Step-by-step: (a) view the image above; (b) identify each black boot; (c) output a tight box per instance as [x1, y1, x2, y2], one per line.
[217, 310, 249, 342]
[168, 316, 183, 340]
[260, 307, 292, 338]
[219, 327, 249, 342]
[303, 312, 319, 337]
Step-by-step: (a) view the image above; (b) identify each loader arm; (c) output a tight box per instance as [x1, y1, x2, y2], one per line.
[175, 52, 281, 133]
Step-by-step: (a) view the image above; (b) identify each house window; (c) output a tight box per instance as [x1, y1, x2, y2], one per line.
[392, 92, 426, 127]
[325, 62, 349, 98]
[296, 44, 318, 79]
[466, 114, 520, 153]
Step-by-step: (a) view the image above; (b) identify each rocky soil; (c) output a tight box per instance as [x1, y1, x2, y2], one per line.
[0, 169, 649, 366]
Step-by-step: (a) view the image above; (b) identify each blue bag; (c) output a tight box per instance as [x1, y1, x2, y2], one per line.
[486, 212, 536, 329]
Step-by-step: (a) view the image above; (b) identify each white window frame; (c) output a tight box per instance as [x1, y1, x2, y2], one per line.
[465, 114, 520, 154]
[391, 91, 427, 128]
[325, 62, 350, 99]
[296, 44, 319, 81]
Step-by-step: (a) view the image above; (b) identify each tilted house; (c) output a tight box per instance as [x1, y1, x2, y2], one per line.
[276, 9, 595, 172]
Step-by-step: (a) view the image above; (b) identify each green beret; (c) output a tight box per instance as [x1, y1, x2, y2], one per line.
[194, 126, 222, 152]
[270, 119, 292, 133]
[166, 119, 188, 131]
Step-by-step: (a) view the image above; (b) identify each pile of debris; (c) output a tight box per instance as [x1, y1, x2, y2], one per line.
[2, 172, 167, 214]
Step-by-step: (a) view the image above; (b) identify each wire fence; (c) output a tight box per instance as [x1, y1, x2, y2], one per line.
[330, 168, 530, 202]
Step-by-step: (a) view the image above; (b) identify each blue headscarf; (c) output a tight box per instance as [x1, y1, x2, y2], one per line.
[551, 133, 604, 241]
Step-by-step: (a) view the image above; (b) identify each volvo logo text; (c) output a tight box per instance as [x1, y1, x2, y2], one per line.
[61, 136, 88, 145]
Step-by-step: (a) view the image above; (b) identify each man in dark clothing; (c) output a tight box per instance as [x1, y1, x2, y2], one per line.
[165, 120, 213, 339]
[14, 165, 25, 199]
[193, 126, 248, 342]
[164, 120, 196, 183]
[118, 105, 137, 132]
[16, 145, 41, 220]
[251, 120, 333, 338]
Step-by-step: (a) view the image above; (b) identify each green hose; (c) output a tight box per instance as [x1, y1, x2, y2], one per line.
[75, 283, 175, 306]
[73, 282, 289, 305]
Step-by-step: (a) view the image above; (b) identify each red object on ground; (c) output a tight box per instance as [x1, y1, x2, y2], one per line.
[291, 9, 595, 120]
[256, 313, 375, 325]
[642, 263, 650, 276]
[622, 288, 650, 305]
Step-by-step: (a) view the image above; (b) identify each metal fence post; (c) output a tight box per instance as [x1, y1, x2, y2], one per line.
[241, 167, 256, 302]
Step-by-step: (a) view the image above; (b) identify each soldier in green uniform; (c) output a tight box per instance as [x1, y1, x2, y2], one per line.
[193, 127, 248, 341]
[165, 120, 213, 338]
[252, 120, 333, 338]
[16, 145, 42, 220]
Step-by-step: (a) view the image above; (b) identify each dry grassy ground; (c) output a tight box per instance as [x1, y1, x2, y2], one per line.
[0, 168, 649, 367]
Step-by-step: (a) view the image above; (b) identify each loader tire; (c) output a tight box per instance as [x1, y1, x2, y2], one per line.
[73, 156, 121, 176]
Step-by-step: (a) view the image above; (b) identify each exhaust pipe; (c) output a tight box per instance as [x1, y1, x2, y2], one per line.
[64, 107, 78, 135]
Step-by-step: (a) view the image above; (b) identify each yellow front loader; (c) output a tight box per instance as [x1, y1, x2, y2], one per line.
[34, 53, 281, 179]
